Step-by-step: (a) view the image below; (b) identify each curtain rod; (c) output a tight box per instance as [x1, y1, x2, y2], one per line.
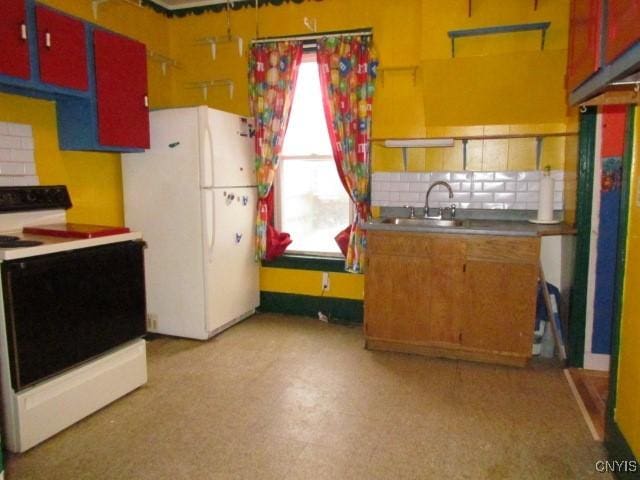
[251, 28, 372, 44]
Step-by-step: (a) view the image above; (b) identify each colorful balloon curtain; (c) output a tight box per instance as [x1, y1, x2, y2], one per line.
[248, 41, 303, 260]
[317, 35, 377, 273]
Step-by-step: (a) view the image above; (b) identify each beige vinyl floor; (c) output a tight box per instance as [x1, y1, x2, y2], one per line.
[5, 313, 609, 479]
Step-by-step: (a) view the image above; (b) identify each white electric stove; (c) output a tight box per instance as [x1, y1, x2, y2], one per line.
[0, 186, 148, 453]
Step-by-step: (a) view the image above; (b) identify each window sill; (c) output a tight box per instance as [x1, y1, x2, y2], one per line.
[261, 254, 346, 272]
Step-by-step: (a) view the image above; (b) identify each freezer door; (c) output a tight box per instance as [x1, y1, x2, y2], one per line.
[203, 187, 259, 334]
[146, 106, 201, 156]
[208, 109, 255, 187]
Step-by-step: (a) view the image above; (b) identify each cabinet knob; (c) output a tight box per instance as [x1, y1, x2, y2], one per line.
[45, 31, 52, 48]
[20, 24, 27, 41]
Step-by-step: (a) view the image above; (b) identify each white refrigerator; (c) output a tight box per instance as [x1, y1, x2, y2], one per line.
[122, 106, 259, 340]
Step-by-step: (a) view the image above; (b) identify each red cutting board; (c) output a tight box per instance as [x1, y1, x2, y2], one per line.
[23, 223, 130, 239]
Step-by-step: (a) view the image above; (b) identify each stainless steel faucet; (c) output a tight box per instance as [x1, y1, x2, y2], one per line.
[424, 181, 455, 219]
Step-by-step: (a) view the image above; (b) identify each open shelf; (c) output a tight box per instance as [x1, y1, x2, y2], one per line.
[447, 22, 551, 57]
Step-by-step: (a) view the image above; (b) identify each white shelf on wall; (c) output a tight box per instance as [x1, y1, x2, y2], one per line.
[372, 132, 578, 171]
[147, 50, 179, 76]
[185, 79, 234, 100]
[376, 138, 454, 171]
[196, 34, 244, 60]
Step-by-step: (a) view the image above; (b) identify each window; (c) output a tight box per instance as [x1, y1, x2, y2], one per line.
[276, 51, 351, 256]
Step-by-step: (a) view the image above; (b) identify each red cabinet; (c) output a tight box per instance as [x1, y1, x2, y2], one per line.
[94, 29, 149, 149]
[566, 0, 601, 91]
[605, 0, 640, 63]
[0, 0, 30, 80]
[35, 6, 88, 91]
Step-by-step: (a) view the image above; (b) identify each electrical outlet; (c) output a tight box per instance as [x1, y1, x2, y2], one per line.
[322, 272, 330, 291]
[147, 313, 158, 330]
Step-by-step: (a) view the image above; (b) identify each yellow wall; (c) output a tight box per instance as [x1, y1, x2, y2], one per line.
[2, 0, 573, 301]
[260, 268, 363, 300]
[0, 0, 169, 225]
[164, 0, 571, 299]
[616, 110, 640, 458]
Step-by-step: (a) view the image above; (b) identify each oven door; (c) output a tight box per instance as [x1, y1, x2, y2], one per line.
[1, 241, 146, 391]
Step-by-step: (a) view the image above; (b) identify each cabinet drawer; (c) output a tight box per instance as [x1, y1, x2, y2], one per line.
[367, 232, 465, 258]
[368, 232, 431, 257]
[466, 236, 539, 264]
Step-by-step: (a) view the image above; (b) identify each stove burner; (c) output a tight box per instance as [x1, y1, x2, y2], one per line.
[0, 235, 19, 242]
[0, 240, 43, 248]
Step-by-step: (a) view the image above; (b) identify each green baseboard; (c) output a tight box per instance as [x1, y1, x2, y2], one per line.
[605, 417, 640, 479]
[259, 291, 363, 325]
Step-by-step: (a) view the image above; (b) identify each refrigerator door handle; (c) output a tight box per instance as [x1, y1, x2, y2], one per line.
[204, 189, 215, 261]
[201, 126, 214, 188]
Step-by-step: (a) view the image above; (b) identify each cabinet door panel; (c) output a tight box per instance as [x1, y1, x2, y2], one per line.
[94, 29, 149, 149]
[365, 254, 430, 342]
[462, 260, 537, 356]
[606, 0, 640, 63]
[566, 0, 601, 91]
[36, 6, 88, 90]
[426, 253, 465, 345]
[0, 0, 30, 79]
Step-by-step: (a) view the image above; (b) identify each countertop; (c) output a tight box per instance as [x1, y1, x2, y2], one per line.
[362, 217, 577, 237]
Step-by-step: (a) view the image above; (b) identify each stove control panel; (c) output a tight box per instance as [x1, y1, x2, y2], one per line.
[0, 186, 72, 212]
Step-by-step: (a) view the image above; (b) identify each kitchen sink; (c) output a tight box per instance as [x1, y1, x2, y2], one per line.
[381, 217, 464, 227]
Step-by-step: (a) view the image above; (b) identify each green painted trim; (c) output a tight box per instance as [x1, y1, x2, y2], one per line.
[141, 0, 316, 18]
[259, 291, 363, 324]
[607, 107, 635, 435]
[605, 417, 639, 480]
[569, 107, 597, 368]
[261, 254, 347, 272]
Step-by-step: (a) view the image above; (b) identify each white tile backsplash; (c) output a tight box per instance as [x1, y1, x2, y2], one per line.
[0, 122, 38, 186]
[372, 170, 564, 211]
[430, 172, 451, 181]
[473, 172, 494, 181]
[494, 171, 518, 181]
[482, 182, 505, 192]
[0, 136, 22, 149]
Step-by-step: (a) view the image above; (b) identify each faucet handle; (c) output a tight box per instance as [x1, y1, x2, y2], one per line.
[450, 204, 456, 218]
[403, 205, 416, 219]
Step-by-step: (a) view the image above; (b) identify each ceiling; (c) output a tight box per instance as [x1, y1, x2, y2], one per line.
[146, 0, 231, 10]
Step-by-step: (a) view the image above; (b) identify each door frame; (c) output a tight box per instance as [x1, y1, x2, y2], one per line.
[569, 107, 597, 367]
[605, 106, 636, 471]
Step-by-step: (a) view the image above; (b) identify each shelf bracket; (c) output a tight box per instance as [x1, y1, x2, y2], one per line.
[186, 79, 235, 100]
[197, 35, 243, 61]
[401, 147, 408, 171]
[462, 139, 469, 170]
[147, 50, 179, 76]
[535, 136, 544, 170]
[447, 21, 551, 58]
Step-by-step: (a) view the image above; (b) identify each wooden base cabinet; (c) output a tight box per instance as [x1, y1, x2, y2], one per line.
[364, 231, 540, 367]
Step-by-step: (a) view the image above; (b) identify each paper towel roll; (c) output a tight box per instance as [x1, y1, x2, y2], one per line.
[537, 174, 554, 221]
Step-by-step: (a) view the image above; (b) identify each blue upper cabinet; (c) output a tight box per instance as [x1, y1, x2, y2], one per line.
[0, 0, 149, 153]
